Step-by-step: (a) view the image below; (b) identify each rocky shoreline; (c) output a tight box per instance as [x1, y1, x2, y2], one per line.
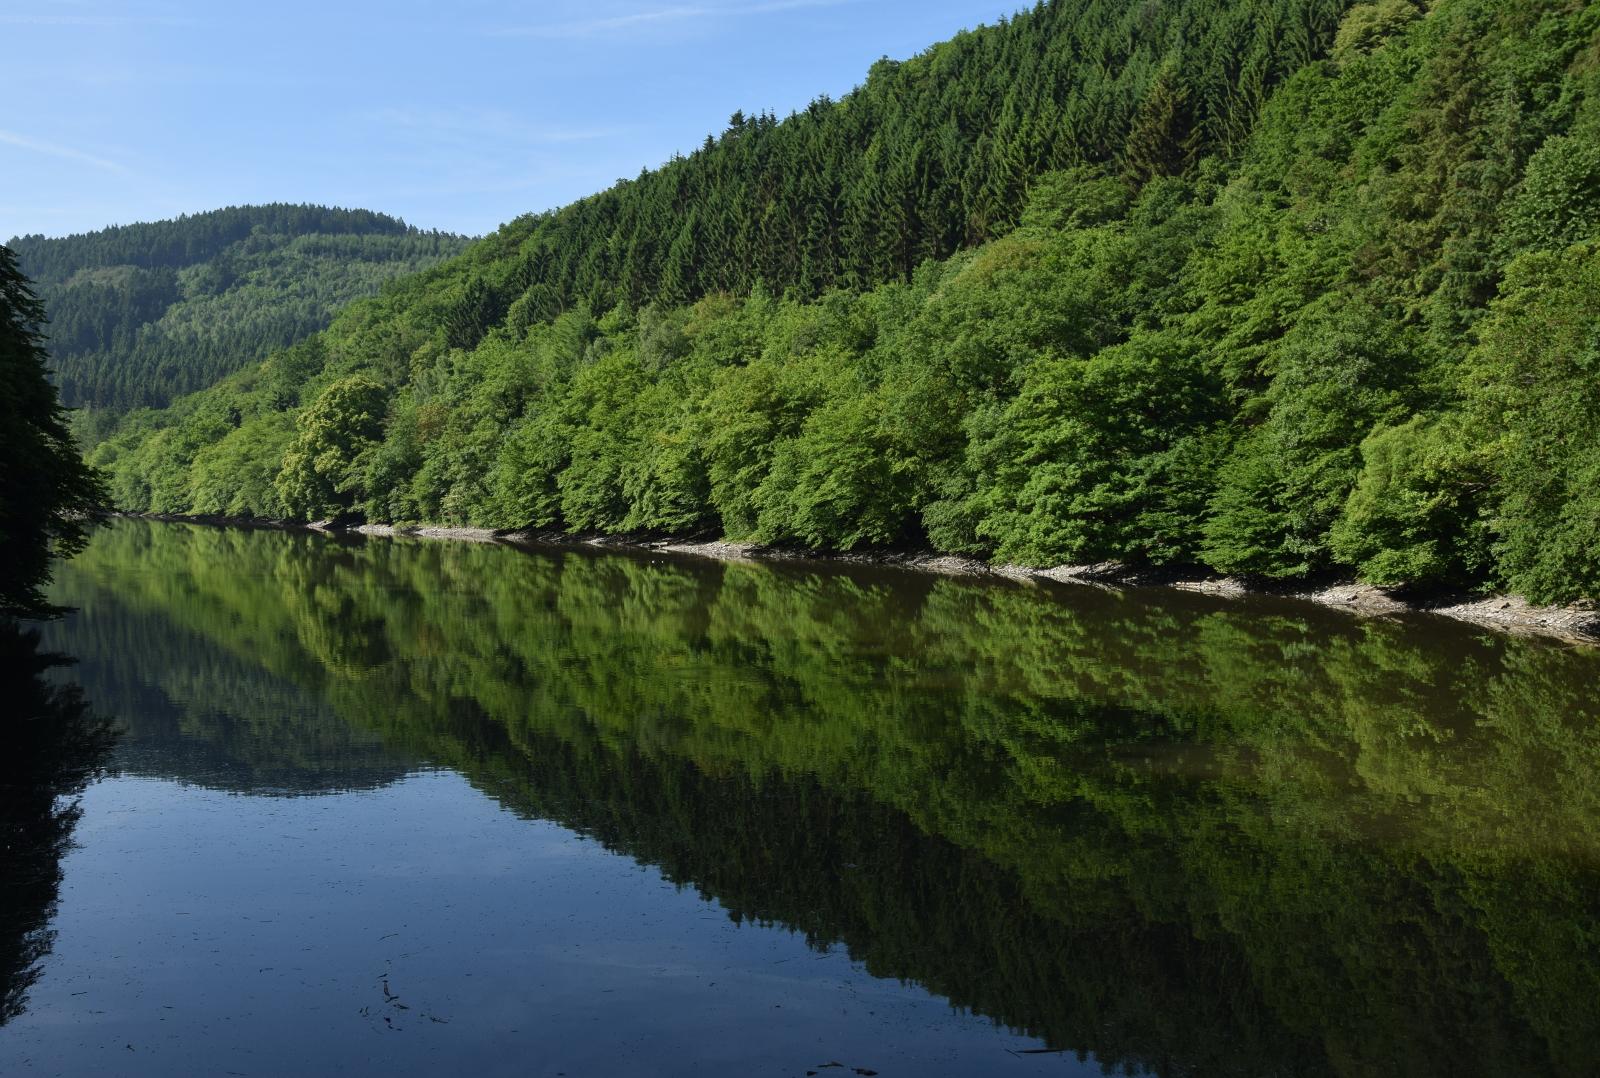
[115, 513, 1600, 646]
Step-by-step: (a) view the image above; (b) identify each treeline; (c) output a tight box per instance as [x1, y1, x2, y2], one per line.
[9, 205, 468, 410]
[88, 0, 1600, 602]
[8, 204, 430, 282]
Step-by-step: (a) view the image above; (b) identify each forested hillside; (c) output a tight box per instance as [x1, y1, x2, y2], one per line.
[409, 0, 1348, 320]
[86, 0, 1600, 603]
[8, 205, 467, 411]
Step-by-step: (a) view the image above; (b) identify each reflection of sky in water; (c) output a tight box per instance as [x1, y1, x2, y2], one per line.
[1, 771, 1094, 1077]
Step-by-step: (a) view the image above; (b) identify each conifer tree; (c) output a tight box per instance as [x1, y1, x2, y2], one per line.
[1120, 66, 1198, 188]
[0, 246, 105, 617]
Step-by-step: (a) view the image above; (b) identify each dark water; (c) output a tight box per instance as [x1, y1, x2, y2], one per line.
[4, 520, 1600, 1077]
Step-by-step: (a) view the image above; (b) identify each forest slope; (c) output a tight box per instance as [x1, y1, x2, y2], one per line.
[8, 204, 468, 412]
[85, 0, 1600, 603]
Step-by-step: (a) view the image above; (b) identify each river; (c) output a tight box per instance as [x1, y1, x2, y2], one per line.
[3, 519, 1598, 1076]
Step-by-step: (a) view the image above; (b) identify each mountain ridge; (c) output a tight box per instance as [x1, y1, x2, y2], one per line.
[10, 203, 470, 411]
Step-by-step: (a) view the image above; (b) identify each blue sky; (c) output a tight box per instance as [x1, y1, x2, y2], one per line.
[3, 0, 1026, 239]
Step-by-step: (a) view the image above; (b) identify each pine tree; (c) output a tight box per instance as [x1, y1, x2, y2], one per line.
[1120, 65, 1198, 188]
[0, 245, 106, 617]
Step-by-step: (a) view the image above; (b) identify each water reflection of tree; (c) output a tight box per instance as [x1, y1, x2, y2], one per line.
[0, 622, 115, 1025]
[53, 597, 414, 798]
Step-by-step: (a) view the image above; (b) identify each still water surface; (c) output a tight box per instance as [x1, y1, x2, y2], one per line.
[3, 519, 1599, 1076]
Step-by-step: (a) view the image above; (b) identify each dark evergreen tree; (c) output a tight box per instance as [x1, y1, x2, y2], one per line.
[0, 246, 106, 618]
[1120, 64, 1198, 187]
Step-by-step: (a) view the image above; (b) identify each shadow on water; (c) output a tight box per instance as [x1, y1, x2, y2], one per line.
[27, 518, 1600, 1075]
[0, 622, 116, 1026]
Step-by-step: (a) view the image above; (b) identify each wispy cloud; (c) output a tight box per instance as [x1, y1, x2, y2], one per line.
[493, 0, 858, 40]
[0, 129, 131, 175]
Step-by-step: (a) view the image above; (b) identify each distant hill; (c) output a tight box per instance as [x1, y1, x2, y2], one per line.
[8, 205, 470, 411]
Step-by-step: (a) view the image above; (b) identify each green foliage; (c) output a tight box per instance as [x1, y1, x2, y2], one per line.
[1119, 64, 1200, 187]
[189, 414, 296, 519]
[975, 334, 1227, 565]
[0, 245, 106, 617]
[1502, 134, 1600, 253]
[754, 371, 921, 549]
[1332, 0, 1426, 61]
[1329, 414, 1492, 585]
[1204, 301, 1419, 577]
[1466, 244, 1600, 603]
[274, 377, 389, 519]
